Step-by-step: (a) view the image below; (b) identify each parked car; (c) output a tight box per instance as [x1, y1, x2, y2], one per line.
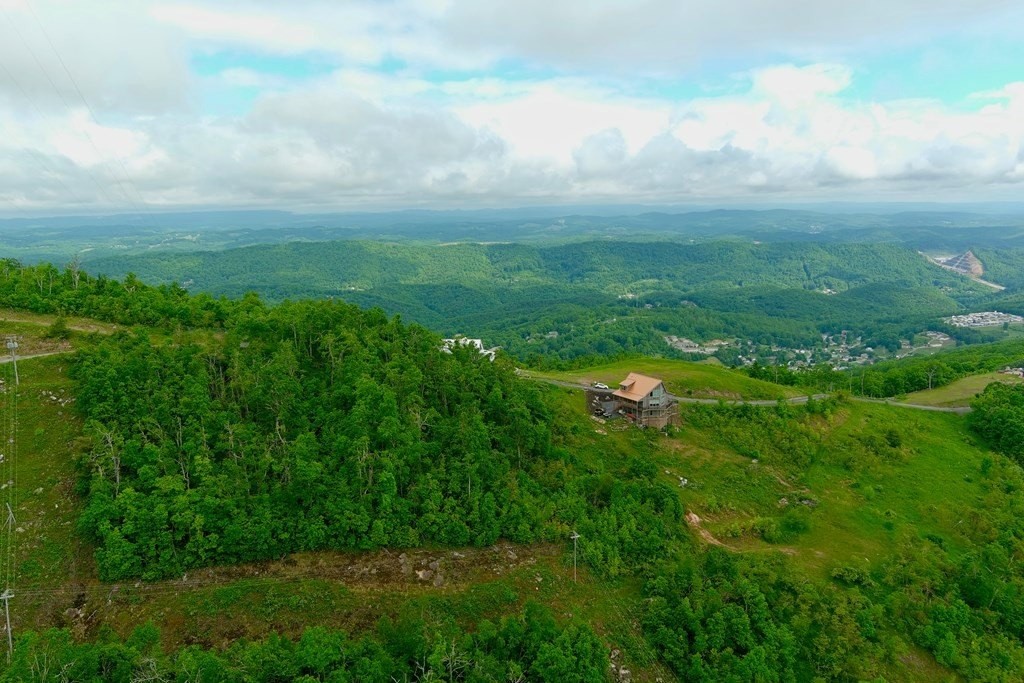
[593, 382, 609, 390]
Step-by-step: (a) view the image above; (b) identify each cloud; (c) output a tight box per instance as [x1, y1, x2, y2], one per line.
[751, 64, 853, 103]
[456, 83, 670, 162]
[0, 0, 190, 115]
[437, 0, 1024, 74]
[1, 2, 1024, 211]
[4, 67, 1024, 210]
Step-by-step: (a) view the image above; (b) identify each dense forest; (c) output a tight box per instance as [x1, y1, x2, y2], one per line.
[8, 235, 1023, 371]
[71, 300, 687, 582]
[80, 239, 1004, 365]
[969, 382, 1024, 464]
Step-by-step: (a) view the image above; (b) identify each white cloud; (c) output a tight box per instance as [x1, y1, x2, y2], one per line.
[4, 64, 1024, 209]
[826, 146, 878, 180]
[456, 84, 669, 163]
[150, 3, 319, 53]
[751, 64, 853, 102]
[2, 2, 1024, 211]
[0, 1, 190, 115]
[437, 0, 1024, 74]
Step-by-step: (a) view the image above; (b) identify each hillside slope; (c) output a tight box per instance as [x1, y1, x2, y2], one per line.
[81, 239, 997, 364]
[2, 313, 1023, 680]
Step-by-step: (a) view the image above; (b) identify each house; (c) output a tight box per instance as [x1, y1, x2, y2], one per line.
[440, 336, 500, 361]
[612, 372, 677, 428]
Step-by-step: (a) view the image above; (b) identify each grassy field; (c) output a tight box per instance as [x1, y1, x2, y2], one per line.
[0, 308, 117, 335]
[0, 355, 93, 631]
[549, 385, 991, 577]
[686, 403, 985, 574]
[900, 371, 1024, 407]
[527, 357, 802, 400]
[545, 384, 1001, 680]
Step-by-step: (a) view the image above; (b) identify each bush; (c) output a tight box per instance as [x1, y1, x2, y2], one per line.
[43, 316, 71, 340]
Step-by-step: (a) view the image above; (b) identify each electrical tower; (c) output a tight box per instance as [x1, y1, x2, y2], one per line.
[4, 337, 17, 386]
[570, 531, 581, 584]
[2, 342, 18, 661]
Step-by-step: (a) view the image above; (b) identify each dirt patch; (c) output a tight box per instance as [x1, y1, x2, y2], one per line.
[690, 389, 743, 400]
[686, 512, 799, 557]
[0, 338, 73, 358]
[686, 512, 733, 549]
[15, 542, 565, 639]
[170, 542, 560, 589]
[767, 468, 810, 493]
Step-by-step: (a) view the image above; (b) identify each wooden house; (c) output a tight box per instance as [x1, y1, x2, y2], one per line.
[612, 373, 676, 428]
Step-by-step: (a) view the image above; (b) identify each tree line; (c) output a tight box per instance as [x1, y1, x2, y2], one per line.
[5, 603, 608, 683]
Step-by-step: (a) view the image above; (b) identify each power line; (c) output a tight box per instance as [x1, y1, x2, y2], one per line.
[0, 45, 117, 208]
[1, 358, 16, 662]
[23, 0, 156, 221]
[1, 6, 128, 207]
[0, 61, 87, 207]
[0, 5, 155, 220]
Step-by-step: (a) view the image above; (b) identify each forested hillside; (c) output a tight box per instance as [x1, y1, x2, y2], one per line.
[6, 208, 1024, 263]
[88, 240, 975, 299]
[74, 307, 554, 580]
[5, 261, 1024, 680]
[81, 240, 1000, 365]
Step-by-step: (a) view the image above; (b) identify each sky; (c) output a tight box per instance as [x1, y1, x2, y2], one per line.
[0, 0, 1023, 214]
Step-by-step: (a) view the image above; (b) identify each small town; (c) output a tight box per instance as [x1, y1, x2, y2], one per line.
[944, 311, 1024, 327]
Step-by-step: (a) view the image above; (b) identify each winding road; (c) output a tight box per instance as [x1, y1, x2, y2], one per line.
[523, 374, 971, 414]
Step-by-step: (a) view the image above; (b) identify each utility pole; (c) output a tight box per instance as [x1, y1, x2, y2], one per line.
[3, 336, 17, 661]
[4, 338, 17, 387]
[1, 589, 11, 662]
[570, 531, 580, 584]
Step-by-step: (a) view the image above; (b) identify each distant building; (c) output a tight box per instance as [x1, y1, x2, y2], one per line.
[944, 311, 1024, 328]
[612, 373, 677, 428]
[440, 336, 500, 361]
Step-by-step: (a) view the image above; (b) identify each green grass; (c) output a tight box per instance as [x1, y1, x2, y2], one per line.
[900, 371, 1024, 407]
[545, 381, 990, 579]
[0, 307, 117, 335]
[544, 383, 993, 681]
[795, 405, 984, 574]
[0, 355, 93, 632]
[528, 357, 801, 400]
[650, 400, 991, 584]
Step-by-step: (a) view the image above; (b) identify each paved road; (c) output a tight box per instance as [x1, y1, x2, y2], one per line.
[523, 374, 971, 414]
[0, 350, 73, 364]
[853, 397, 971, 414]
